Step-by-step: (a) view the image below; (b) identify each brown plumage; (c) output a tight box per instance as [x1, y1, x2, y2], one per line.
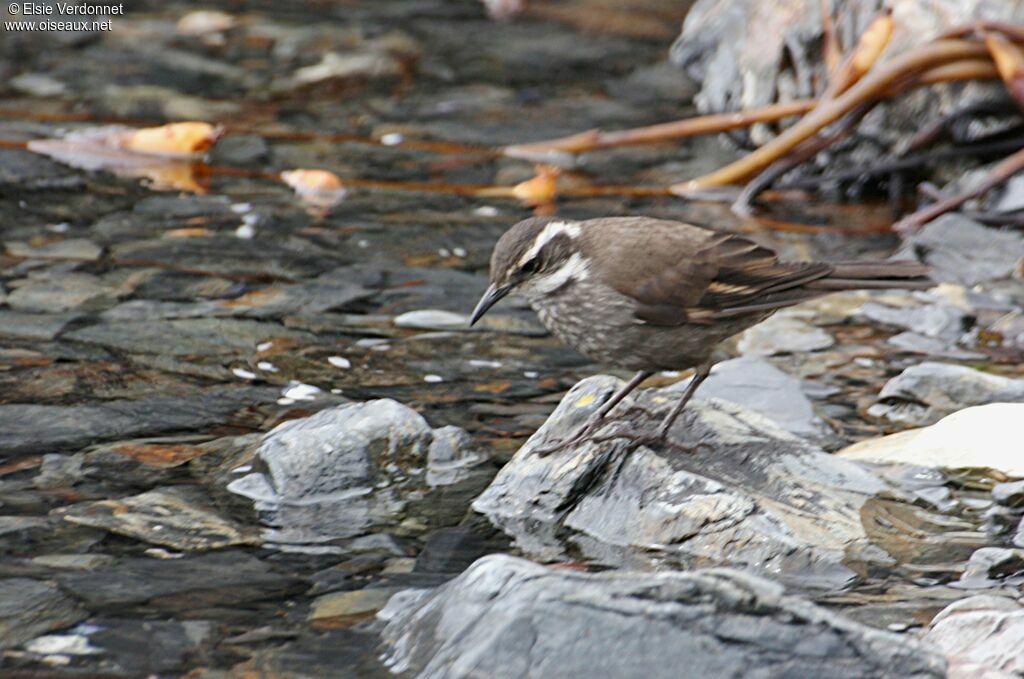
[470, 216, 931, 454]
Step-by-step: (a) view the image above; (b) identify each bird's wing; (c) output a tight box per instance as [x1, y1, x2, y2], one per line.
[597, 225, 832, 326]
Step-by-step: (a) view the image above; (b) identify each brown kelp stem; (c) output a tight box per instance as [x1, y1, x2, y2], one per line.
[672, 39, 989, 192]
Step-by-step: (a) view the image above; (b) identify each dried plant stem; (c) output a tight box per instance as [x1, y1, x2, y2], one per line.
[502, 100, 814, 158]
[824, 8, 894, 99]
[983, 31, 1024, 112]
[893, 145, 1024, 232]
[672, 39, 988, 193]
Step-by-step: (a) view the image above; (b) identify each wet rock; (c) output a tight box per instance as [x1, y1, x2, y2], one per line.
[378, 554, 946, 678]
[309, 588, 397, 624]
[896, 214, 1024, 286]
[0, 386, 279, 455]
[0, 310, 82, 341]
[0, 148, 82, 189]
[30, 554, 117, 570]
[65, 318, 314, 356]
[0, 578, 85, 651]
[228, 399, 489, 546]
[86, 618, 212, 676]
[925, 595, 1024, 677]
[5, 238, 102, 261]
[869, 362, 1024, 426]
[25, 633, 101, 657]
[840, 404, 1024, 476]
[473, 375, 900, 587]
[859, 299, 969, 342]
[737, 313, 834, 356]
[56, 486, 259, 551]
[56, 551, 303, 610]
[6, 273, 119, 313]
[673, 356, 834, 443]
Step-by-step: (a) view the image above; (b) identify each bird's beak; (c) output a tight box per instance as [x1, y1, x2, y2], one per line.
[469, 283, 511, 326]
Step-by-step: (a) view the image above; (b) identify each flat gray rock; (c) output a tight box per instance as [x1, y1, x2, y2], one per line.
[869, 362, 1024, 426]
[473, 375, 899, 588]
[0, 578, 85, 651]
[0, 386, 279, 456]
[65, 318, 315, 356]
[673, 356, 834, 442]
[378, 554, 946, 679]
[896, 214, 1024, 286]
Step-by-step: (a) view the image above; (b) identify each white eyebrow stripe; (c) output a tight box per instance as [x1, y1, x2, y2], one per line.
[517, 221, 581, 267]
[531, 251, 590, 294]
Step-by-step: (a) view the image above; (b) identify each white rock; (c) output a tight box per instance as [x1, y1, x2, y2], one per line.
[839, 403, 1024, 475]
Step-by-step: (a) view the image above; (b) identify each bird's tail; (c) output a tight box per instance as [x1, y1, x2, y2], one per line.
[806, 260, 932, 291]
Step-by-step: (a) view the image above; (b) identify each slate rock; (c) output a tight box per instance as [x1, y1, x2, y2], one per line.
[65, 318, 315, 356]
[869, 362, 1024, 426]
[0, 386, 279, 455]
[228, 399, 489, 546]
[56, 551, 302, 610]
[0, 578, 85, 651]
[473, 375, 899, 588]
[673, 356, 834, 442]
[896, 214, 1024, 286]
[925, 595, 1024, 677]
[840, 404, 1024, 476]
[87, 618, 212, 676]
[378, 554, 946, 679]
[56, 486, 259, 551]
[0, 310, 82, 341]
[737, 313, 834, 356]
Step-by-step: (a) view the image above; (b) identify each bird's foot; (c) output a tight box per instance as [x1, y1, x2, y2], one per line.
[531, 417, 620, 457]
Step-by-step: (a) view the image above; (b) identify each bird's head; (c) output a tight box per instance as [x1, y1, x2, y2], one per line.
[470, 217, 588, 325]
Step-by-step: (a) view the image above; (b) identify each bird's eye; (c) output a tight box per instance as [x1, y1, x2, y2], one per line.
[520, 257, 541, 274]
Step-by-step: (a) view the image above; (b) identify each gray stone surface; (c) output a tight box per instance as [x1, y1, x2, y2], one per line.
[675, 356, 834, 442]
[869, 362, 1024, 426]
[473, 375, 898, 588]
[56, 486, 259, 551]
[0, 578, 86, 651]
[64, 318, 315, 356]
[228, 399, 489, 545]
[896, 215, 1024, 287]
[737, 313, 834, 356]
[378, 554, 946, 679]
[925, 595, 1024, 678]
[0, 386, 279, 455]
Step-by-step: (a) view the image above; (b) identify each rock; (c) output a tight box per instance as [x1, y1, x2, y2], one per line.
[308, 588, 396, 623]
[64, 318, 315, 356]
[86, 619, 213, 676]
[394, 309, 470, 330]
[30, 554, 117, 570]
[0, 310, 82, 340]
[228, 400, 489, 546]
[859, 300, 969, 342]
[25, 633, 101, 656]
[676, 356, 834, 442]
[378, 554, 946, 678]
[992, 480, 1024, 508]
[737, 313, 834, 356]
[840, 404, 1024, 476]
[6, 273, 119, 312]
[5, 238, 102, 261]
[473, 375, 905, 587]
[56, 486, 259, 551]
[868, 362, 1024, 426]
[896, 215, 1024, 286]
[0, 386, 279, 456]
[56, 551, 303, 610]
[0, 578, 86, 651]
[955, 548, 1024, 588]
[925, 595, 1024, 677]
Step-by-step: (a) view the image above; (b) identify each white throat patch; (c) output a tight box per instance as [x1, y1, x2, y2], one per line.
[523, 251, 590, 296]
[517, 220, 581, 268]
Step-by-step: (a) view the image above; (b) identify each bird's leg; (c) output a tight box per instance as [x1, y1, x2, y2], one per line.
[654, 361, 712, 440]
[532, 370, 652, 457]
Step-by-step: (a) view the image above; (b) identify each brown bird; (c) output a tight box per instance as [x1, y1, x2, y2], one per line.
[470, 216, 931, 455]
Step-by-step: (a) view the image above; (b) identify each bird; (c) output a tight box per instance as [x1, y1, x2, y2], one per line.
[469, 215, 931, 455]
